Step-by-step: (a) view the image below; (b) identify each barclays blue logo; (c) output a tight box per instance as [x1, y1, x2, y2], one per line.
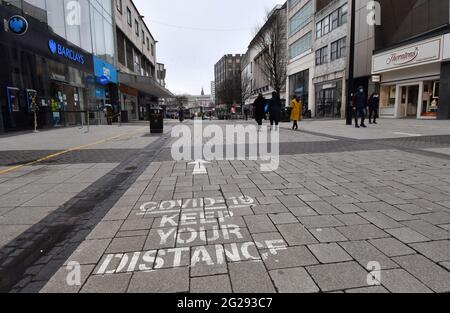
[8, 15, 28, 35]
[48, 40, 57, 54]
[48, 39, 85, 65]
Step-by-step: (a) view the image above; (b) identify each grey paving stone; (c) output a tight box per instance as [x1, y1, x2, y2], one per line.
[336, 225, 389, 241]
[127, 267, 189, 293]
[333, 203, 364, 214]
[358, 212, 403, 229]
[393, 254, 450, 293]
[207, 226, 252, 245]
[395, 204, 432, 215]
[335, 214, 370, 226]
[339, 241, 399, 270]
[417, 212, 450, 225]
[229, 261, 275, 293]
[306, 262, 369, 292]
[381, 269, 433, 293]
[299, 215, 344, 229]
[356, 202, 397, 213]
[262, 246, 318, 270]
[309, 228, 348, 243]
[402, 220, 450, 241]
[288, 206, 317, 217]
[121, 218, 154, 231]
[410, 240, 450, 263]
[80, 273, 132, 293]
[382, 209, 418, 222]
[144, 227, 177, 250]
[277, 223, 318, 246]
[106, 236, 146, 254]
[308, 243, 353, 264]
[306, 201, 341, 215]
[268, 213, 298, 225]
[386, 227, 430, 244]
[64, 239, 111, 265]
[86, 221, 122, 240]
[345, 286, 389, 293]
[299, 194, 321, 202]
[251, 232, 285, 248]
[440, 262, 450, 271]
[369, 238, 416, 257]
[251, 204, 289, 215]
[270, 267, 319, 293]
[190, 245, 228, 277]
[40, 265, 95, 293]
[190, 275, 232, 293]
[244, 215, 277, 234]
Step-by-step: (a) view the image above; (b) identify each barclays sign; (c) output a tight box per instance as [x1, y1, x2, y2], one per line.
[48, 39, 85, 65]
[7, 15, 28, 35]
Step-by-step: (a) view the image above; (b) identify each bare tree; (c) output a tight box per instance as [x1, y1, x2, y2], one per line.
[253, 6, 287, 94]
[217, 73, 242, 108]
[241, 72, 252, 106]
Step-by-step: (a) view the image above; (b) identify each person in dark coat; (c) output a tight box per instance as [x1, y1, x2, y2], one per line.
[368, 92, 380, 124]
[252, 93, 265, 130]
[269, 91, 282, 130]
[353, 86, 368, 128]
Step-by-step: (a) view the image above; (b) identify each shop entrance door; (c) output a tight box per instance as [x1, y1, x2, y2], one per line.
[398, 85, 419, 118]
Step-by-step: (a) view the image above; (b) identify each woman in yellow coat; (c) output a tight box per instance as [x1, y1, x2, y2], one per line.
[290, 95, 302, 130]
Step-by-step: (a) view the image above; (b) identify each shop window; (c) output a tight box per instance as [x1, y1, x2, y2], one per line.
[422, 81, 439, 117]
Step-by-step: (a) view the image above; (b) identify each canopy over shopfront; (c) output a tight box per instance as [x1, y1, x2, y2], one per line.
[118, 72, 173, 99]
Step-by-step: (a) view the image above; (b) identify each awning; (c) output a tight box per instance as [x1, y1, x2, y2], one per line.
[118, 72, 174, 98]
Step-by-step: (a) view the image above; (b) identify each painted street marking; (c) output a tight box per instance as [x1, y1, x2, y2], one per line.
[189, 159, 210, 175]
[96, 240, 287, 275]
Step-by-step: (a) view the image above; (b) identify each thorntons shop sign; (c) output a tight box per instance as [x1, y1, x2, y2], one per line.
[373, 37, 442, 74]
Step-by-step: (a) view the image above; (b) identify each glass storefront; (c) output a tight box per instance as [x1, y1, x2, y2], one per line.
[380, 85, 396, 117]
[422, 80, 439, 117]
[289, 69, 309, 115]
[315, 80, 342, 118]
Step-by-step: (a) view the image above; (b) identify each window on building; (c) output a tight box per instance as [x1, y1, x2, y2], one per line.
[316, 20, 322, 39]
[126, 40, 134, 71]
[322, 16, 330, 35]
[146, 37, 150, 51]
[126, 7, 132, 26]
[116, 0, 122, 13]
[135, 20, 139, 36]
[117, 30, 126, 66]
[288, 1, 313, 37]
[289, 31, 312, 59]
[331, 10, 339, 29]
[142, 30, 145, 44]
[340, 4, 348, 25]
[151, 44, 154, 56]
[315, 46, 328, 65]
[331, 37, 346, 60]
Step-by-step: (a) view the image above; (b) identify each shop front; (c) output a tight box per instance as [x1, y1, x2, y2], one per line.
[0, 5, 94, 132]
[91, 56, 119, 123]
[314, 80, 343, 119]
[288, 69, 310, 117]
[372, 36, 444, 119]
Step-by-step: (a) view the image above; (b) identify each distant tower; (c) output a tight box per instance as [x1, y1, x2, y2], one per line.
[201, 88, 205, 96]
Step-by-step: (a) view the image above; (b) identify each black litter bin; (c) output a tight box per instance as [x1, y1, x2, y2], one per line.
[149, 106, 164, 133]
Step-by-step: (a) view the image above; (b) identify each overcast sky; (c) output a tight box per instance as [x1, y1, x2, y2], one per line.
[133, 0, 285, 96]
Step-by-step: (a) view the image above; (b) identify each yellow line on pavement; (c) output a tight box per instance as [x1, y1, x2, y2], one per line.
[0, 127, 147, 175]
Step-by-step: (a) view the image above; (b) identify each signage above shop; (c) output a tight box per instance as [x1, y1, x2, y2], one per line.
[443, 33, 450, 61]
[372, 37, 442, 74]
[93, 56, 118, 84]
[48, 39, 85, 64]
[7, 15, 28, 35]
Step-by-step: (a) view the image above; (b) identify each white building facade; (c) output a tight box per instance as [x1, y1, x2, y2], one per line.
[286, 0, 315, 116]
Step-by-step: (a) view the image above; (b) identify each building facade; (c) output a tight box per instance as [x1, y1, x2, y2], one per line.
[214, 54, 242, 107]
[286, 0, 315, 116]
[372, 0, 450, 120]
[0, 0, 118, 132]
[113, 0, 172, 122]
[243, 3, 287, 108]
[313, 0, 348, 118]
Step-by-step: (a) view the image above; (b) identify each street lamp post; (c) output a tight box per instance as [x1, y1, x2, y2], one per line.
[346, 0, 356, 125]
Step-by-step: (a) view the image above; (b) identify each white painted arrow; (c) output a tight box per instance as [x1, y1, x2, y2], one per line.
[189, 159, 210, 175]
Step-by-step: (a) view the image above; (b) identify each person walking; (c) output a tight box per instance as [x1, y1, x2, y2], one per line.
[178, 106, 185, 122]
[269, 91, 282, 131]
[290, 95, 302, 130]
[252, 93, 265, 131]
[368, 92, 380, 124]
[353, 86, 368, 128]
